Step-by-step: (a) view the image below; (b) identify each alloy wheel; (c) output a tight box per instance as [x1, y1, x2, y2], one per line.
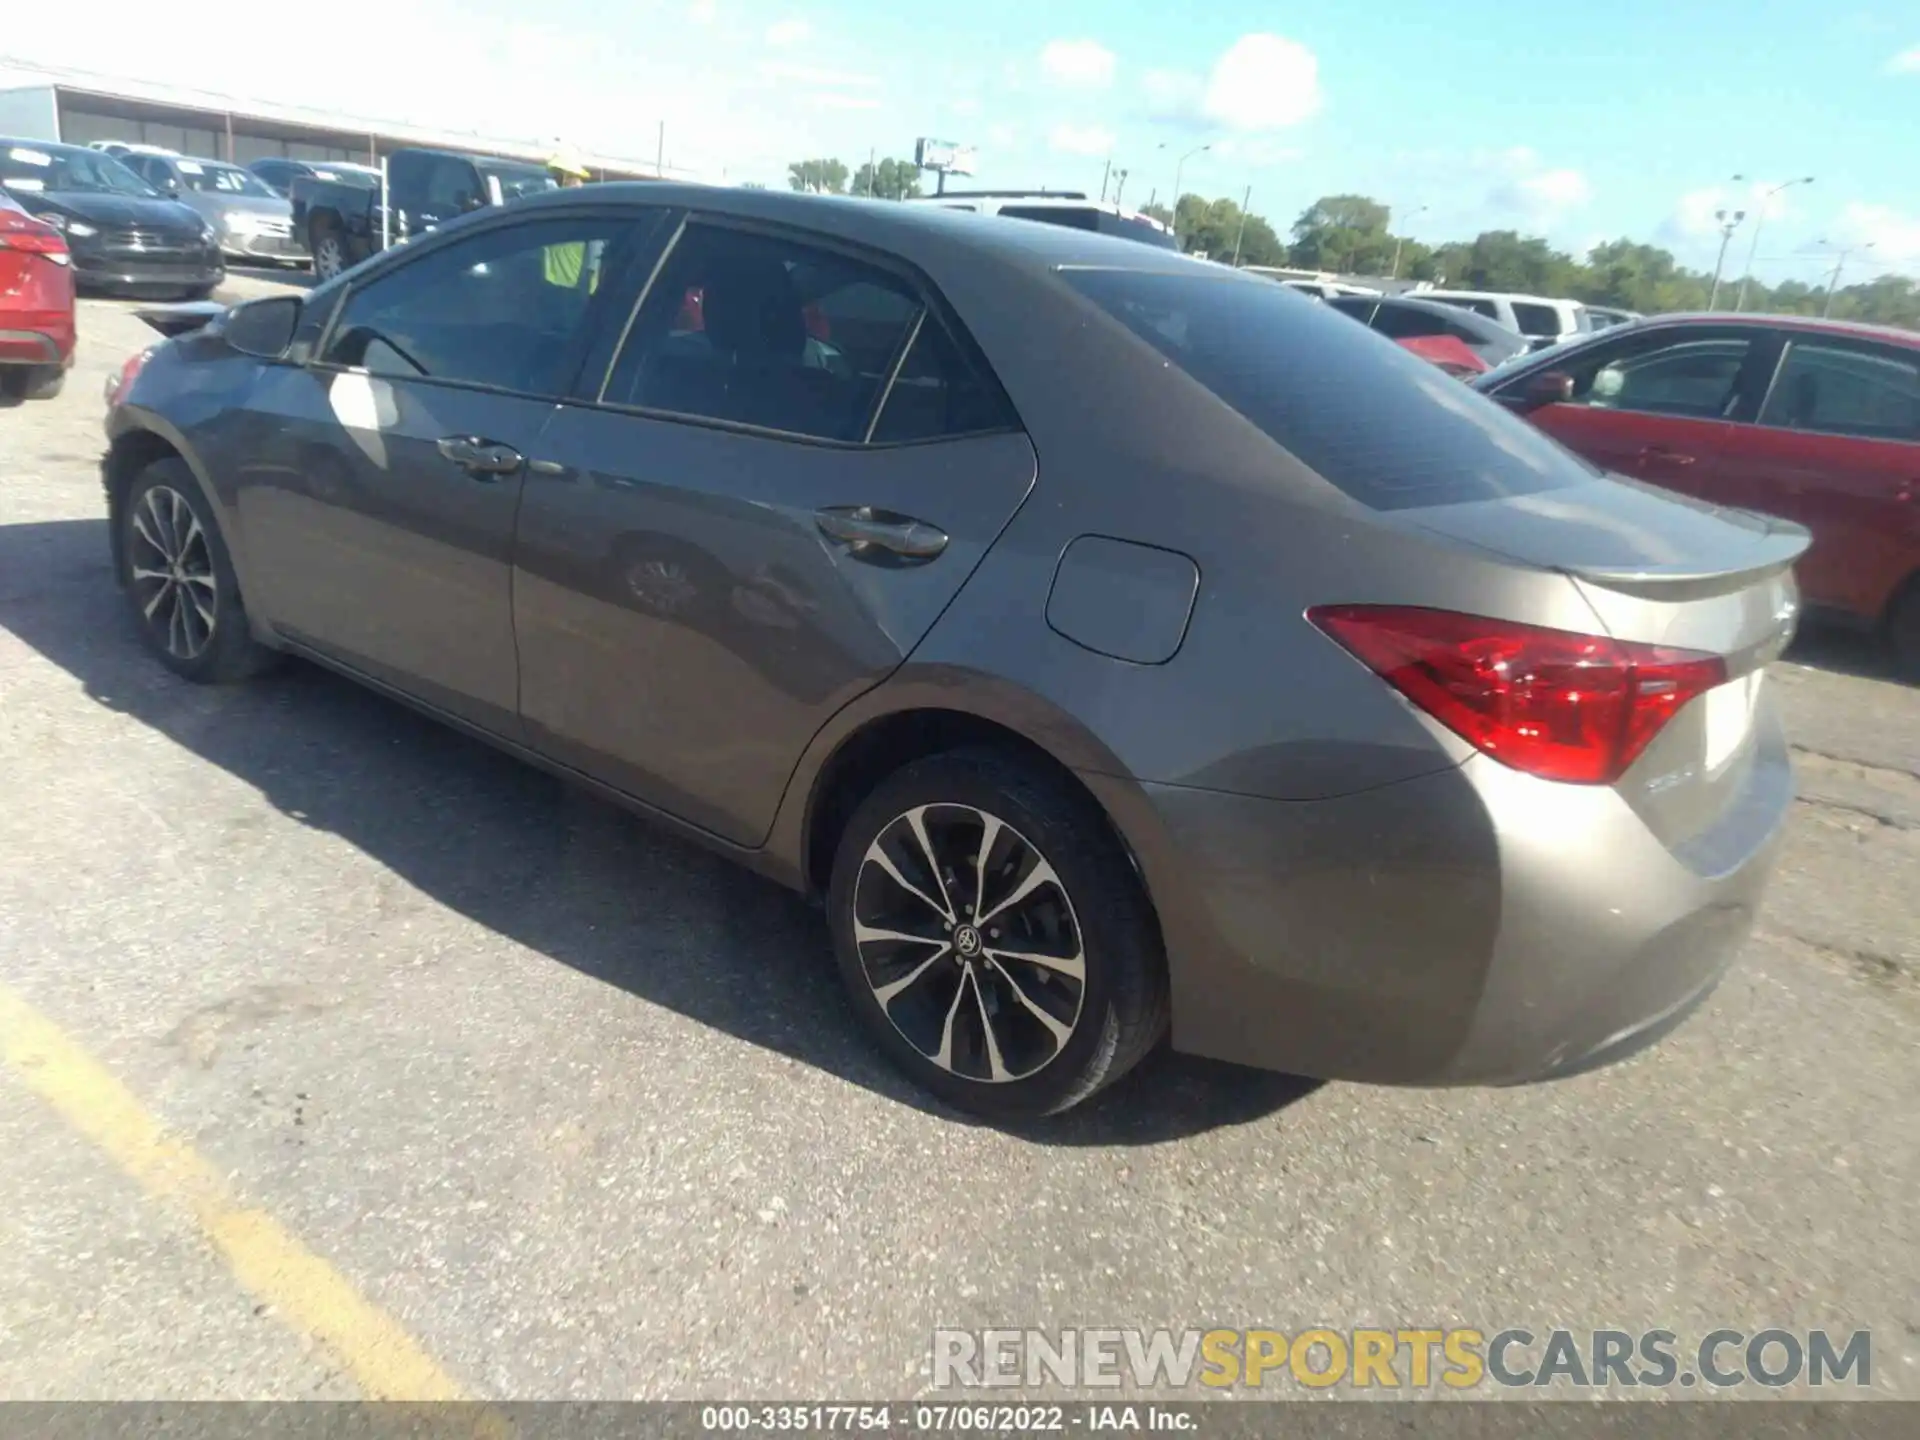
[315, 235, 344, 280]
[127, 485, 218, 661]
[852, 803, 1086, 1084]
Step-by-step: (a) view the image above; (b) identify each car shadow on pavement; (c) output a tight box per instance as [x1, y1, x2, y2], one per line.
[0, 518, 1318, 1144]
[1784, 623, 1911, 686]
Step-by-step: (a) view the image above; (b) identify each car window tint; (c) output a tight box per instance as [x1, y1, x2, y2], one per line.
[1511, 302, 1563, 337]
[1758, 340, 1920, 441]
[1565, 336, 1752, 417]
[869, 313, 1020, 444]
[423, 159, 477, 209]
[997, 205, 1099, 232]
[1063, 268, 1591, 511]
[319, 216, 625, 396]
[1326, 296, 1377, 322]
[605, 223, 925, 442]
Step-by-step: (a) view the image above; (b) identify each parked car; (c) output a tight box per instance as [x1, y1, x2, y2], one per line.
[102, 185, 1806, 1118]
[291, 147, 556, 280]
[0, 138, 223, 299]
[1476, 312, 1920, 672]
[0, 186, 75, 401]
[1585, 305, 1642, 330]
[1280, 279, 1381, 301]
[248, 158, 381, 198]
[1416, 289, 1592, 351]
[1326, 293, 1529, 375]
[905, 190, 1178, 251]
[119, 153, 305, 267]
[88, 141, 179, 160]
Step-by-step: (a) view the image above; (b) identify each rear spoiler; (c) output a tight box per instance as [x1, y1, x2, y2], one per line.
[132, 301, 229, 339]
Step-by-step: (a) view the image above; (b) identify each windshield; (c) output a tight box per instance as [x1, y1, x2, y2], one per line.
[0, 142, 158, 197]
[174, 159, 277, 197]
[1065, 268, 1594, 510]
[314, 165, 380, 187]
[479, 162, 559, 200]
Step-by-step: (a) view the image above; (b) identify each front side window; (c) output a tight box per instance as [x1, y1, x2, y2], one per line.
[422, 159, 479, 210]
[1063, 268, 1592, 511]
[319, 216, 628, 396]
[604, 223, 929, 442]
[174, 160, 277, 197]
[1557, 334, 1755, 418]
[1369, 303, 1447, 340]
[1758, 339, 1920, 441]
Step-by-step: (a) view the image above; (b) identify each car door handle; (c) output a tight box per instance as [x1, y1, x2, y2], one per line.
[1637, 445, 1696, 466]
[436, 436, 524, 478]
[814, 506, 949, 560]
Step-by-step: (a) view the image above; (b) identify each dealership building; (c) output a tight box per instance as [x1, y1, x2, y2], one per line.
[0, 59, 698, 183]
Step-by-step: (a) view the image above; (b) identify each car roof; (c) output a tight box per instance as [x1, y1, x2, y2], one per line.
[508, 182, 1208, 277]
[1625, 310, 1920, 348]
[1419, 289, 1582, 306]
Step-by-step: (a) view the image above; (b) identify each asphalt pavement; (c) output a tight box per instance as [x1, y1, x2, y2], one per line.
[0, 285, 1914, 1402]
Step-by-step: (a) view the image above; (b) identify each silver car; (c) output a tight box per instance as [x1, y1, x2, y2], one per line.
[118, 153, 305, 266]
[101, 186, 1808, 1119]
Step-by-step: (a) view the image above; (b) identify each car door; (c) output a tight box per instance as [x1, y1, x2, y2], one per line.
[230, 206, 652, 736]
[1711, 332, 1920, 621]
[515, 215, 1037, 845]
[1494, 325, 1773, 500]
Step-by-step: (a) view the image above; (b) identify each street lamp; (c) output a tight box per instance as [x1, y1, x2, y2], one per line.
[1159, 141, 1212, 247]
[1707, 208, 1746, 311]
[1736, 175, 1815, 311]
[1389, 203, 1429, 280]
[1819, 239, 1876, 317]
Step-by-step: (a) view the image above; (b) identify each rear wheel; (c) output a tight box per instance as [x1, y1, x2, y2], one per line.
[827, 749, 1168, 1119]
[0, 365, 63, 402]
[118, 460, 278, 684]
[311, 226, 348, 281]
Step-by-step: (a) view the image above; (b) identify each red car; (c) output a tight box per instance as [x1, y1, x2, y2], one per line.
[0, 187, 76, 401]
[1478, 313, 1920, 673]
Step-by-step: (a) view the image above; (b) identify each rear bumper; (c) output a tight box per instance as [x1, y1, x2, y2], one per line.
[1092, 697, 1794, 1087]
[221, 232, 308, 263]
[0, 319, 74, 367]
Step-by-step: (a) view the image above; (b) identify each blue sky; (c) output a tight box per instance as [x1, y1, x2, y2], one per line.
[5, 1, 1917, 277]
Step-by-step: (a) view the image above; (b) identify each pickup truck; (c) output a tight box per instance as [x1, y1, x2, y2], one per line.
[291, 147, 558, 280]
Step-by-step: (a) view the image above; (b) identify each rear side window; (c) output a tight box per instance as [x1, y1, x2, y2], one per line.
[1369, 303, 1448, 340]
[1062, 268, 1591, 510]
[1511, 302, 1565, 337]
[869, 314, 1020, 444]
[1758, 340, 1920, 441]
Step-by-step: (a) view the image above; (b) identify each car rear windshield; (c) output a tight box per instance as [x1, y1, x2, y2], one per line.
[997, 204, 1180, 251]
[1061, 268, 1594, 511]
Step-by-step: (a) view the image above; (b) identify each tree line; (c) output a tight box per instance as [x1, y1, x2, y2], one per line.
[781, 162, 1918, 329]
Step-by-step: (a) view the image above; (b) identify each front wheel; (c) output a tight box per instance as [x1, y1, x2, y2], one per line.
[118, 459, 279, 684]
[311, 227, 349, 281]
[828, 749, 1168, 1119]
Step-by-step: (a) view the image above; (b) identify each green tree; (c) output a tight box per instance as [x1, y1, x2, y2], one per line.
[1139, 201, 1173, 227]
[786, 158, 849, 194]
[850, 157, 923, 200]
[1289, 193, 1396, 274]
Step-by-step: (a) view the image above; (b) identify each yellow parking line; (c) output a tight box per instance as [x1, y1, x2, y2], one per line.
[0, 981, 467, 1402]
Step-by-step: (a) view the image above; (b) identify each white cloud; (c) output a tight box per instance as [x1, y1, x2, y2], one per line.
[759, 62, 879, 90]
[765, 18, 811, 47]
[808, 93, 881, 112]
[1664, 178, 1805, 242]
[951, 97, 982, 117]
[1832, 202, 1920, 265]
[1039, 39, 1116, 89]
[688, 0, 717, 23]
[1884, 44, 1920, 72]
[1485, 151, 1592, 223]
[1142, 33, 1321, 132]
[1049, 123, 1116, 158]
[1212, 136, 1304, 168]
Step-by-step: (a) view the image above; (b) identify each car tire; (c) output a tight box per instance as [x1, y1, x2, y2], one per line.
[182, 284, 219, 301]
[1887, 578, 1920, 680]
[827, 747, 1169, 1119]
[311, 227, 348, 282]
[118, 459, 279, 684]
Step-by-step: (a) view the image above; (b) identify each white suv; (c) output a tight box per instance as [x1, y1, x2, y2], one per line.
[904, 191, 1179, 251]
[1412, 290, 1592, 350]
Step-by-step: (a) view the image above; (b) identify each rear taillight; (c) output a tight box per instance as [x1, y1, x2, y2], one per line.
[0, 214, 71, 265]
[106, 347, 155, 409]
[1308, 605, 1729, 786]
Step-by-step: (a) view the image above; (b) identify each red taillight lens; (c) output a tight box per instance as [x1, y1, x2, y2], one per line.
[107, 347, 154, 409]
[1308, 605, 1729, 785]
[0, 213, 70, 262]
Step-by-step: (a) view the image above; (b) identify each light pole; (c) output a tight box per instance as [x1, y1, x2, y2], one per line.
[1736, 175, 1814, 311]
[1389, 203, 1428, 280]
[1230, 185, 1252, 267]
[1707, 208, 1746, 311]
[1820, 239, 1875, 316]
[1160, 141, 1211, 247]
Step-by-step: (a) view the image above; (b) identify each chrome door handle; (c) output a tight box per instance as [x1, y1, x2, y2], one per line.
[437, 435, 524, 477]
[814, 506, 949, 560]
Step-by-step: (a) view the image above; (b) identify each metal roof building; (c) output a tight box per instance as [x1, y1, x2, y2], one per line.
[0, 59, 704, 183]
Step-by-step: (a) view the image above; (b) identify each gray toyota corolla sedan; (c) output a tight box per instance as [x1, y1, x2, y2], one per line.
[101, 184, 1807, 1118]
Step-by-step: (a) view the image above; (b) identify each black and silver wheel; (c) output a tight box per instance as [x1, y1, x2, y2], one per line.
[119, 460, 277, 684]
[829, 749, 1168, 1118]
[0, 364, 63, 403]
[312, 229, 348, 281]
